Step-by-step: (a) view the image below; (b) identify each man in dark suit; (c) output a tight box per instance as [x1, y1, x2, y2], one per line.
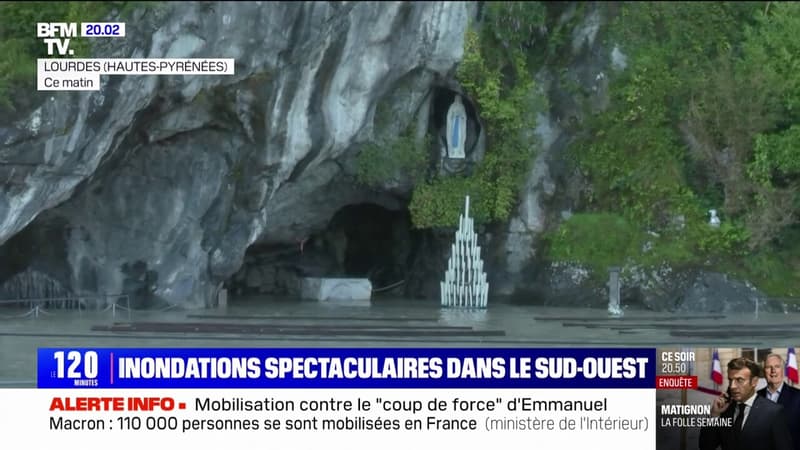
[699, 357, 793, 450]
[759, 353, 800, 450]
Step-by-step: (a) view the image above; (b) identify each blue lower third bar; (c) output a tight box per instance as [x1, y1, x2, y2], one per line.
[37, 348, 656, 389]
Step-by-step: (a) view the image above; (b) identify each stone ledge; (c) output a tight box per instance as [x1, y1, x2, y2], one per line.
[300, 277, 372, 305]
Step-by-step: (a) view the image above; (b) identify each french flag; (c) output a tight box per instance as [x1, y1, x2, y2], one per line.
[787, 348, 798, 384]
[711, 349, 723, 385]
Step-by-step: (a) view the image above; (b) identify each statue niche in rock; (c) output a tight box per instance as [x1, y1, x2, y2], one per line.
[445, 95, 467, 159]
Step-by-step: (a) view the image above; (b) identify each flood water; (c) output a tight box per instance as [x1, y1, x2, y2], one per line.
[1, 295, 798, 386]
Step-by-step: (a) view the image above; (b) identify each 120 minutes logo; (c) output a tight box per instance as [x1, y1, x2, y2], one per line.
[53, 350, 98, 379]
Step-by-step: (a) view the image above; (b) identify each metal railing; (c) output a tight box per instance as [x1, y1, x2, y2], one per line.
[0, 294, 131, 319]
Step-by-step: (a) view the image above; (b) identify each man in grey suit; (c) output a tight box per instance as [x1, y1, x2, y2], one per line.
[759, 353, 800, 450]
[700, 357, 792, 450]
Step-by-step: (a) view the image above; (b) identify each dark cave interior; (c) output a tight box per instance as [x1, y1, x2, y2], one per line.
[229, 203, 423, 298]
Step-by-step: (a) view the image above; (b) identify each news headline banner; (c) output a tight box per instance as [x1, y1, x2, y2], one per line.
[35, 21, 234, 91]
[2, 388, 655, 450]
[38, 348, 656, 389]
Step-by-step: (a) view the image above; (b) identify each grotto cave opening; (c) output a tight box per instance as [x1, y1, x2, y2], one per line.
[0, 218, 74, 309]
[227, 203, 418, 300]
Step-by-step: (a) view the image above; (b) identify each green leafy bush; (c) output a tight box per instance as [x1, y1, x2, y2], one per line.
[546, 213, 640, 272]
[749, 125, 800, 186]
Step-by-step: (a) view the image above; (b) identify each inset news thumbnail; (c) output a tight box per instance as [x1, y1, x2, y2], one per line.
[656, 347, 799, 450]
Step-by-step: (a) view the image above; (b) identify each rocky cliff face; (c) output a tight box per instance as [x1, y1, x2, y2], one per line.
[1, 2, 777, 313]
[0, 2, 473, 307]
[490, 2, 610, 298]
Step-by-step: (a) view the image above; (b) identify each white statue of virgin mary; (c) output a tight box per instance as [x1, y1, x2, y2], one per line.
[446, 95, 467, 159]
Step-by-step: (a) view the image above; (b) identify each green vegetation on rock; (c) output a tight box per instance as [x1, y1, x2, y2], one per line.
[409, 2, 547, 228]
[356, 129, 430, 187]
[547, 213, 639, 272]
[546, 1, 800, 297]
